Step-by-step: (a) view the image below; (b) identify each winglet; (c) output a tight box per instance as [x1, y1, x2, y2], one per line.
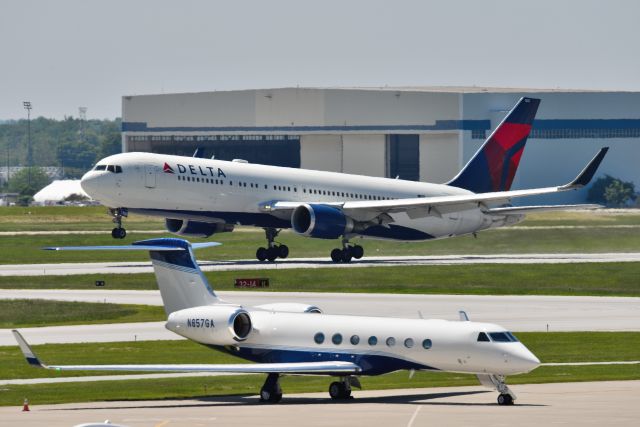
[560, 147, 609, 190]
[12, 330, 45, 368]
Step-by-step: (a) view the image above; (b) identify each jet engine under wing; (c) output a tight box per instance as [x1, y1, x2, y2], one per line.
[13, 330, 361, 375]
[265, 147, 608, 222]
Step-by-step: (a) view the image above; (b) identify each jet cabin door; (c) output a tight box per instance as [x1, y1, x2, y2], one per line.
[144, 165, 157, 188]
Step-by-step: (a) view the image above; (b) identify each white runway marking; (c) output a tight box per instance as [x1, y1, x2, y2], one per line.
[1, 252, 639, 276]
[406, 405, 422, 427]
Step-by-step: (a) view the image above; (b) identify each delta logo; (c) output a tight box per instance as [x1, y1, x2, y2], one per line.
[163, 163, 175, 174]
[163, 161, 227, 178]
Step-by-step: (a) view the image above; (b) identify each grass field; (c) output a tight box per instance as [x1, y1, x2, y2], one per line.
[0, 299, 165, 328]
[1, 206, 639, 232]
[0, 226, 639, 265]
[0, 208, 639, 265]
[0, 332, 638, 406]
[2, 262, 639, 296]
[0, 206, 164, 232]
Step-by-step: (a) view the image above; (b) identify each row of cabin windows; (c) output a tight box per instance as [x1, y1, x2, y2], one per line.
[304, 188, 395, 201]
[314, 332, 432, 350]
[176, 175, 399, 201]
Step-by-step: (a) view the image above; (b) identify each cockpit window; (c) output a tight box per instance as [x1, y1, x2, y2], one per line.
[477, 332, 490, 342]
[489, 332, 518, 342]
[100, 165, 123, 173]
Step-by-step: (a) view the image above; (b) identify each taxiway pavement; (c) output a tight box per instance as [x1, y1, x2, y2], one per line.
[1, 381, 638, 427]
[1, 290, 639, 345]
[2, 252, 640, 276]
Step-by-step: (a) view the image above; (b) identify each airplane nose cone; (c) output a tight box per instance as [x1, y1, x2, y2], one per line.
[512, 345, 540, 372]
[80, 171, 99, 197]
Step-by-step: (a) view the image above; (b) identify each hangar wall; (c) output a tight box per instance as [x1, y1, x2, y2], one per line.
[122, 87, 640, 204]
[300, 135, 341, 172]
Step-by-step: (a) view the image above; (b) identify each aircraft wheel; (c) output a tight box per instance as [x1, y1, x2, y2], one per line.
[266, 247, 279, 262]
[330, 248, 342, 263]
[278, 244, 289, 259]
[341, 248, 353, 263]
[111, 227, 126, 239]
[352, 245, 364, 259]
[329, 381, 345, 399]
[260, 389, 282, 403]
[497, 393, 513, 405]
[256, 247, 267, 262]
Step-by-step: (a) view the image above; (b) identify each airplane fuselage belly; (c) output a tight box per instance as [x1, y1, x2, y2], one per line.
[183, 311, 530, 376]
[86, 153, 493, 242]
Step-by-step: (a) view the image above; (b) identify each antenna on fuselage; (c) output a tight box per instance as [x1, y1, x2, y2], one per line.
[459, 310, 470, 321]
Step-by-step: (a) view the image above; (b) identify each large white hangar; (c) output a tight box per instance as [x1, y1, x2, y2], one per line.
[121, 87, 640, 203]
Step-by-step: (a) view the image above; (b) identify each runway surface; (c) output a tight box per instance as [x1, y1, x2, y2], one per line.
[1, 290, 639, 345]
[2, 252, 640, 276]
[2, 381, 638, 427]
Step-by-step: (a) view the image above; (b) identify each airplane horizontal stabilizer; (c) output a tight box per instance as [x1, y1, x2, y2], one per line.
[13, 330, 361, 374]
[44, 240, 221, 251]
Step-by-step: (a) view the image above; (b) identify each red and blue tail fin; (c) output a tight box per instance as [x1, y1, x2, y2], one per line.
[447, 97, 540, 193]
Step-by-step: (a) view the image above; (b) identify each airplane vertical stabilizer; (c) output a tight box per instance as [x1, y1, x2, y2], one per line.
[134, 238, 220, 315]
[447, 97, 540, 193]
[45, 239, 221, 315]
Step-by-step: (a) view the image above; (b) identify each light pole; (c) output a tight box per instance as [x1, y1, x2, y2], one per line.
[22, 101, 32, 188]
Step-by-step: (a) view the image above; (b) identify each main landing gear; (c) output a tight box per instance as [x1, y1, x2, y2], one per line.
[109, 208, 128, 239]
[330, 238, 364, 263]
[256, 228, 289, 262]
[258, 374, 360, 404]
[259, 373, 283, 403]
[329, 376, 360, 400]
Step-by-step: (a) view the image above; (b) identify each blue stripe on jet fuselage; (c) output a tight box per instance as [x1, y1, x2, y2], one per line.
[209, 345, 436, 376]
[128, 208, 435, 241]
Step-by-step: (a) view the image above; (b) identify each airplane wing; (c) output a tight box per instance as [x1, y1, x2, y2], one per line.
[12, 330, 361, 375]
[263, 147, 608, 222]
[483, 204, 601, 215]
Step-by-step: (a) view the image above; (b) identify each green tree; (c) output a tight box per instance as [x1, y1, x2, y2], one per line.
[96, 120, 122, 160]
[604, 179, 637, 207]
[7, 167, 51, 197]
[588, 175, 637, 207]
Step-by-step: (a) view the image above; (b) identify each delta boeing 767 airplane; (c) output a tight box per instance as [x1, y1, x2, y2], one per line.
[80, 97, 608, 262]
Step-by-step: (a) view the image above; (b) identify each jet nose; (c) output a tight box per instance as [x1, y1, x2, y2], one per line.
[511, 344, 540, 373]
[80, 170, 99, 197]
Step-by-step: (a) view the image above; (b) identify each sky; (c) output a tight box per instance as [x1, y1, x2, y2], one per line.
[1, 0, 639, 119]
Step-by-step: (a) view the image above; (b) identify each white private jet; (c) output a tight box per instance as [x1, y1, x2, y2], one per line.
[14, 238, 539, 405]
[80, 97, 608, 262]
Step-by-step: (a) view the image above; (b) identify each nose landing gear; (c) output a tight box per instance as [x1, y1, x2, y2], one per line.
[330, 238, 364, 263]
[477, 374, 516, 405]
[256, 228, 289, 262]
[109, 208, 128, 239]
